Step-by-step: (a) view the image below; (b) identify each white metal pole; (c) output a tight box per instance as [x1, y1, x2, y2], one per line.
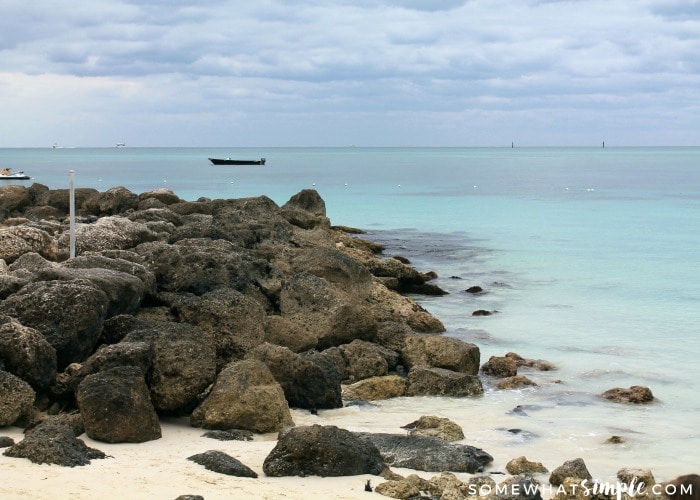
[69, 170, 75, 259]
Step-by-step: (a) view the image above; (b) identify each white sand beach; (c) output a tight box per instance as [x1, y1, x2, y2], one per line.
[1, 412, 383, 500]
[1, 397, 692, 500]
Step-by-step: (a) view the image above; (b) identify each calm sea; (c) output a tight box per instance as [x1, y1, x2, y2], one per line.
[2, 146, 699, 482]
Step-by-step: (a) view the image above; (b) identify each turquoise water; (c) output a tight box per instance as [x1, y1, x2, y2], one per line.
[2, 146, 699, 480]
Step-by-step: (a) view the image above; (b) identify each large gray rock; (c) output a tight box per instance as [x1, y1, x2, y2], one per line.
[0, 370, 35, 426]
[0, 280, 109, 370]
[281, 189, 330, 229]
[82, 186, 140, 216]
[57, 216, 158, 259]
[191, 359, 293, 433]
[0, 226, 57, 264]
[2, 420, 107, 466]
[290, 247, 373, 296]
[402, 334, 480, 374]
[279, 272, 377, 349]
[360, 433, 492, 473]
[209, 196, 294, 247]
[35, 266, 148, 318]
[406, 366, 483, 397]
[124, 322, 216, 414]
[76, 366, 162, 443]
[339, 339, 396, 382]
[600, 385, 655, 404]
[50, 341, 154, 401]
[0, 317, 56, 390]
[263, 425, 385, 477]
[341, 375, 407, 402]
[173, 288, 267, 369]
[135, 239, 273, 296]
[549, 458, 593, 486]
[246, 343, 343, 410]
[0, 185, 31, 215]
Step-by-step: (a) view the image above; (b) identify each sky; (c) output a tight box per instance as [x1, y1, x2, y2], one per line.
[1, 0, 699, 147]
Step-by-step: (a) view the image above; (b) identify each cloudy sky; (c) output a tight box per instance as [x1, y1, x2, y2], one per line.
[1, 0, 699, 147]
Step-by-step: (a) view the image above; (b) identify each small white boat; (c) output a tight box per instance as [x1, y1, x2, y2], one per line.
[0, 168, 31, 180]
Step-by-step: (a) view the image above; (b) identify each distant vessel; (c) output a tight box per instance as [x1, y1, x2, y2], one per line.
[116, 142, 127, 148]
[52, 143, 61, 149]
[208, 157, 266, 166]
[0, 168, 30, 180]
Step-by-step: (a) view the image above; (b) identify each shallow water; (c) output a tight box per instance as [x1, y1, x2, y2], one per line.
[2, 146, 698, 481]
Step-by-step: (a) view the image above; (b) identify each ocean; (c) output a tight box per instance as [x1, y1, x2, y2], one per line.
[2, 146, 699, 483]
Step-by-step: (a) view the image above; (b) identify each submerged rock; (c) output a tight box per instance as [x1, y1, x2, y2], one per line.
[600, 385, 655, 404]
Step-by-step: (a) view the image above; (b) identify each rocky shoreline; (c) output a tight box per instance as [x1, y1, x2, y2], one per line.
[0, 184, 694, 499]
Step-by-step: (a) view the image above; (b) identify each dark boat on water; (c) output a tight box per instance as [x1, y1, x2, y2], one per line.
[209, 157, 266, 166]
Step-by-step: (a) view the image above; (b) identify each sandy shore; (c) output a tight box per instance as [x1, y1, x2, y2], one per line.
[0, 400, 690, 500]
[0, 413, 386, 500]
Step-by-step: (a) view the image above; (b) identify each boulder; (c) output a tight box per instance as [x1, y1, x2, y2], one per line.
[35, 265, 148, 318]
[0, 226, 57, 264]
[0, 185, 30, 214]
[191, 359, 293, 433]
[2, 420, 107, 466]
[368, 281, 445, 333]
[187, 450, 258, 478]
[173, 288, 267, 368]
[505, 352, 556, 371]
[138, 188, 182, 206]
[32, 187, 96, 216]
[77, 366, 161, 443]
[124, 322, 216, 414]
[342, 375, 407, 402]
[50, 341, 154, 401]
[339, 339, 392, 382]
[263, 315, 318, 353]
[496, 375, 538, 390]
[360, 433, 492, 473]
[279, 271, 377, 349]
[281, 189, 330, 229]
[406, 366, 483, 397]
[0, 317, 57, 390]
[374, 474, 425, 499]
[506, 456, 549, 475]
[0, 370, 35, 426]
[549, 458, 593, 486]
[600, 385, 655, 404]
[57, 216, 158, 259]
[481, 355, 518, 378]
[135, 239, 272, 296]
[263, 425, 385, 477]
[290, 247, 373, 297]
[402, 334, 480, 375]
[617, 468, 655, 491]
[0, 280, 109, 370]
[399, 416, 464, 442]
[82, 186, 139, 216]
[246, 343, 342, 410]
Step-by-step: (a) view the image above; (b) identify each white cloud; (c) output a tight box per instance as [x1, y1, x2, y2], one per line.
[0, 0, 699, 146]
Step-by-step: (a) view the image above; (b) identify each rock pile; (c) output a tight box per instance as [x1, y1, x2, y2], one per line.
[0, 184, 488, 473]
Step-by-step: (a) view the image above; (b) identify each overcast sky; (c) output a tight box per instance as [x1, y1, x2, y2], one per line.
[1, 0, 699, 147]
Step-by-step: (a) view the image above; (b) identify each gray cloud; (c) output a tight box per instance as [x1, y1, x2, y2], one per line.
[1, 0, 699, 146]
